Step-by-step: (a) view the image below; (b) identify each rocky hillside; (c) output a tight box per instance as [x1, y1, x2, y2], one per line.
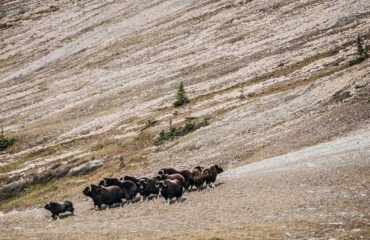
[0, 0, 369, 220]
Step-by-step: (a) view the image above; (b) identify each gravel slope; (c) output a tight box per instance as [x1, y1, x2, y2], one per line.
[1, 126, 369, 239]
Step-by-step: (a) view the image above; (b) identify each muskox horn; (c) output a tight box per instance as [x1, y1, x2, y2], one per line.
[163, 181, 168, 187]
[88, 185, 92, 192]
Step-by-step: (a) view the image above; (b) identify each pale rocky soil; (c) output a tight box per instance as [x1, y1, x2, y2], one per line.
[0, 0, 370, 239]
[0, 127, 369, 239]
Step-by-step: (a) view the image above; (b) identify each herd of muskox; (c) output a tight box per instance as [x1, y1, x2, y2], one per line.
[44, 164, 224, 219]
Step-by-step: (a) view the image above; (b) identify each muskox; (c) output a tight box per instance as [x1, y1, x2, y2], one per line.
[192, 167, 205, 191]
[156, 173, 185, 187]
[158, 168, 194, 191]
[121, 175, 140, 185]
[99, 178, 137, 204]
[158, 168, 178, 176]
[202, 164, 224, 188]
[137, 177, 159, 201]
[83, 184, 123, 210]
[157, 179, 184, 205]
[44, 201, 74, 219]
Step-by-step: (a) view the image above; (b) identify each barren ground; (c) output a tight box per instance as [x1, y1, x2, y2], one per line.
[1, 127, 369, 239]
[0, 0, 370, 239]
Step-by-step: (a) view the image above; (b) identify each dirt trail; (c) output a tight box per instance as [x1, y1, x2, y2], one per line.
[1, 126, 369, 239]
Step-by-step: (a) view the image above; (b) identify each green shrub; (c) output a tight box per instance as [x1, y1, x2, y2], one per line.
[0, 128, 15, 151]
[173, 82, 190, 108]
[154, 117, 210, 145]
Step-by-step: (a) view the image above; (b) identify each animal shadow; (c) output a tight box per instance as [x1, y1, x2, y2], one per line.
[169, 198, 186, 204]
[54, 212, 75, 220]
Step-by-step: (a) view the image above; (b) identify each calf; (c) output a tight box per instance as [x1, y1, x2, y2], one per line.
[137, 177, 159, 201]
[83, 184, 123, 210]
[44, 201, 74, 219]
[157, 179, 183, 205]
[99, 178, 137, 204]
[203, 164, 224, 188]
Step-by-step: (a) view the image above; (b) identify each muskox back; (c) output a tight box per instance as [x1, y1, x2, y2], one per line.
[83, 184, 123, 210]
[122, 175, 140, 184]
[157, 173, 185, 187]
[158, 168, 179, 176]
[99, 178, 137, 203]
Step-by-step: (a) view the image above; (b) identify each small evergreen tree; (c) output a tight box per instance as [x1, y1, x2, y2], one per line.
[173, 82, 190, 108]
[239, 83, 246, 100]
[349, 35, 368, 66]
[356, 35, 368, 58]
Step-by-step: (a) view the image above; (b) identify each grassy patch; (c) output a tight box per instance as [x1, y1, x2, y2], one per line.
[0, 129, 15, 151]
[154, 117, 210, 145]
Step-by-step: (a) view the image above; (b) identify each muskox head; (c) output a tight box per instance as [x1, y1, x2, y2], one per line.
[83, 185, 93, 197]
[193, 166, 204, 172]
[157, 180, 167, 191]
[215, 165, 224, 174]
[138, 179, 148, 190]
[98, 179, 107, 187]
[44, 202, 52, 211]
[157, 169, 165, 177]
[156, 174, 164, 181]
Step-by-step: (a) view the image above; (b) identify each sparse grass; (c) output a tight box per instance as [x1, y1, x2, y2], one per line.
[154, 117, 210, 145]
[141, 119, 157, 131]
[247, 92, 256, 98]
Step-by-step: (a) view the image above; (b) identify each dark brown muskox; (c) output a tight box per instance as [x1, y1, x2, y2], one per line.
[83, 184, 123, 210]
[137, 177, 159, 201]
[44, 201, 74, 219]
[157, 179, 184, 205]
[158, 168, 194, 191]
[99, 178, 138, 204]
[156, 173, 185, 187]
[202, 164, 224, 188]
